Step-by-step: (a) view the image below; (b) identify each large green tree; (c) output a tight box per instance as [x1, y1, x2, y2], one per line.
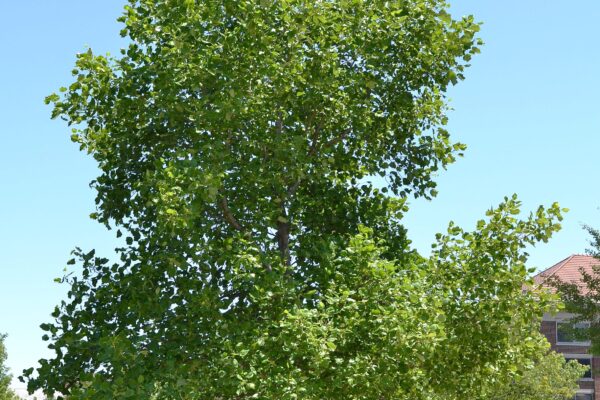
[24, 0, 573, 399]
[0, 335, 18, 400]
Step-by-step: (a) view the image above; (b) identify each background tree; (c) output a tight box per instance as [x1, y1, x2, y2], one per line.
[0, 334, 18, 400]
[23, 0, 575, 399]
[477, 351, 586, 400]
[549, 225, 600, 355]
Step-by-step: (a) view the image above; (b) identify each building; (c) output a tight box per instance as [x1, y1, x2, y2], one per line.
[534, 255, 600, 400]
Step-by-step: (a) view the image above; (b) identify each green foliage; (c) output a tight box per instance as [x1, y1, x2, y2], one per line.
[0, 335, 18, 400]
[26, 196, 566, 399]
[44, 0, 481, 277]
[24, 0, 575, 399]
[478, 351, 587, 400]
[550, 225, 600, 355]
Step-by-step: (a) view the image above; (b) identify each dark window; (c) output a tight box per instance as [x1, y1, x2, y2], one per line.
[574, 393, 593, 400]
[557, 322, 589, 343]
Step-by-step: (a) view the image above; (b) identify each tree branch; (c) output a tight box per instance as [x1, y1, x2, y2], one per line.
[219, 196, 244, 232]
[275, 204, 291, 267]
[307, 122, 322, 156]
[275, 113, 283, 135]
[280, 118, 351, 265]
[287, 179, 302, 197]
[289, 126, 351, 197]
[323, 127, 351, 149]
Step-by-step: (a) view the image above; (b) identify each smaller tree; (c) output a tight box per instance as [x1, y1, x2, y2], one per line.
[0, 334, 18, 400]
[479, 351, 587, 400]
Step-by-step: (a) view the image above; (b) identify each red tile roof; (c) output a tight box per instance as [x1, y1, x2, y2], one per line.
[533, 254, 600, 293]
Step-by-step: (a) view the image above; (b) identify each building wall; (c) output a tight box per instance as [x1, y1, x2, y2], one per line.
[542, 314, 597, 400]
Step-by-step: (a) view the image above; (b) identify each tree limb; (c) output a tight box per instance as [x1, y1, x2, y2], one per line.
[275, 204, 291, 266]
[323, 127, 351, 149]
[219, 196, 244, 232]
[307, 122, 322, 156]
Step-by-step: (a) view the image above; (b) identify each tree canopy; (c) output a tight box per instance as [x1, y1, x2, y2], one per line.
[477, 351, 586, 400]
[23, 1, 575, 399]
[45, 0, 481, 273]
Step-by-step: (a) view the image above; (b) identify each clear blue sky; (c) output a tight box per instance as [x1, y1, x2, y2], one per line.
[1, 0, 599, 393]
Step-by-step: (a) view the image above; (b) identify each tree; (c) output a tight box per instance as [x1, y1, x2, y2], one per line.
[477, 351, 587, 400]
[0, 335, 18, 400]
[23, 0, 572, 399]
[548, 225, 600, 354]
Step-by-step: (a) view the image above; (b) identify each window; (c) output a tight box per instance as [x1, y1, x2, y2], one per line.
[565, 356, 592, 379]
[574, 392, 593, 400]
[557, 321, 590, 344]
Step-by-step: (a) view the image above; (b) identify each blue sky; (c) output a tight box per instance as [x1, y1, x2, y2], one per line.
[1, 0, 599, 393]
